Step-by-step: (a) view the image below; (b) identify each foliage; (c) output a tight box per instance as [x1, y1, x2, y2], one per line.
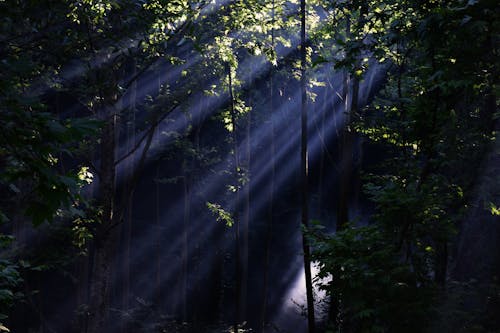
[429, 279, 500, 333]
[0, 0, 105, 326]
[310, 224, 436, 332]
[488, 202, 500, 216]
[309, 0, 498, 331]
[0, 107, 100, 225]
[207, 202, 234, 227]
[0, 236, 21, 328]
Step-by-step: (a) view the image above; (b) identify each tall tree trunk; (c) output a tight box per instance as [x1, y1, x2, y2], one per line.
[260, 105, 274, 332]
[317, 80, 329, 218]
[121, 59, 136, 320]
[181, 127, 191, 321]
[336, 15, 352, 232]
[193, 100, 204, 324]
[154, 125, 163, 308]
[300, 0, 316, 331]
[227, 62, 241, 333]
[337, 76, 357, 231]
[261, 4, 275, 329]
[181, 175, 189, 321]
[79, 129, 98, 333]
[88, 109, 116, 333]
[241, 94, 251, 324]
[77, 251, 90, 333]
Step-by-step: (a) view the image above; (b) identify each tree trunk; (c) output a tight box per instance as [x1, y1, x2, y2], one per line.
[88, 111, 116, 333]
[337, 74, 357, 231]
[300, 0, 316, 331]
[241, 94, 251, 325]
[77, 252, 90, 333]
[121, 59, 136, 320]
[227, 62, 241, 333]
[181, 156, 191, 321]
[261, 7, 276, 328]
[317, 82, 328, 218]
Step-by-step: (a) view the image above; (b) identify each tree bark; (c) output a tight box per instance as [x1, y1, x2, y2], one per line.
[261, 136, 273, 332]
[241, 94, 251, 324]
[300, 0, 316, 331]
[121, 58, 136, 324]
[88, 110, 116, 333]
[181, 153, 191, 321]
[261, 6, 276, 329]
[227, 62, 241, 333]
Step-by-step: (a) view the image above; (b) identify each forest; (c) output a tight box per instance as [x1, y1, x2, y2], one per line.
[0, 0, 499, 332]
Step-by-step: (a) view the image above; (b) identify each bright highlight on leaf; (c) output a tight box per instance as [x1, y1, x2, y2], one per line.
[78, 167, 94, 184]
[206, 202, 233, 227]
[488, 202, 500, 216]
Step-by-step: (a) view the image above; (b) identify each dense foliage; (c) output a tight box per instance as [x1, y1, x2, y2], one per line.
[309, 0, 499, 332]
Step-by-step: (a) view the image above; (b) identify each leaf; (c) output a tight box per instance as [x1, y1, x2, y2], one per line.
[206, 202, 233, 227]
[488, 202, 500, 216]
[312, 56, 328, 68]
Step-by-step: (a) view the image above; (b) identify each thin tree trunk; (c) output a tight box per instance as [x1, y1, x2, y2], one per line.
[154, 74, 163, 311]
[155, 128, 162, 306]
[88, 109, 116, 333]
[336, 13, 352, 232]
[193, 99, 204, 324]
[181, 148, 191, 321]
[261, 4, 276, 329]
[227, 62, 241, 333]
[122, 60, 136, 318]
[241, 94, 251, 324]
[80, 131, 98, 333]
[337, 77, 356, 231]
[121, 58, 137, 333]
[77, 252, 89, 333]
[300, 0, 315, 331]
[317, 81, 328, 217]
[120, 159, 134, 332]
[181, 178, 189, 321]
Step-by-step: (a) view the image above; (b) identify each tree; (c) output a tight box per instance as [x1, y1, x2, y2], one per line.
[300, 0, 316, 331]
[61, 1, 206, 331]
[310, 0, 499, 330]
[0, 2, 102, 330]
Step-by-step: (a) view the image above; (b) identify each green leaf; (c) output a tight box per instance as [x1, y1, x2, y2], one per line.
[488, 202, 500, 216]
[206, 202, 233, 227]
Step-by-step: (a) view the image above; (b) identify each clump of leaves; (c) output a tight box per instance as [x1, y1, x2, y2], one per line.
[0, 107, 100, 226]
[0, 235, 22, 331]
[206, 202, 233, 227]
[309, 223, 436, 333]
